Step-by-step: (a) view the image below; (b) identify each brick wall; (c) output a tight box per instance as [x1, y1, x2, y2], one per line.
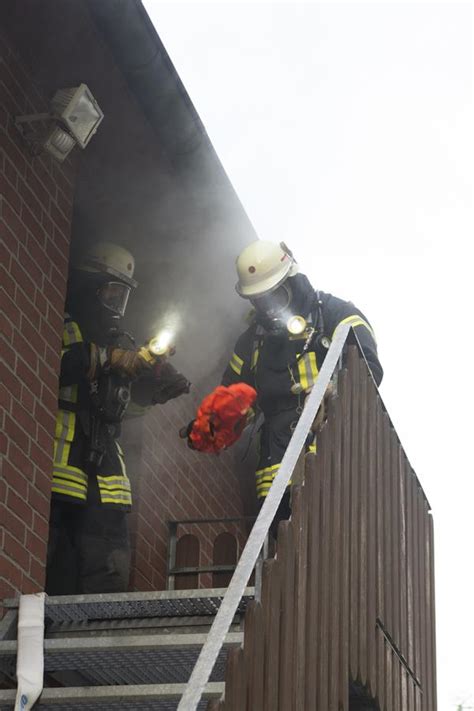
[0, 30, 75, 602]
[123, 388, 249, 592]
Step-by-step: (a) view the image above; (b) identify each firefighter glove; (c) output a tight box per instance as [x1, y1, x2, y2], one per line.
[151, 361, 191, 404]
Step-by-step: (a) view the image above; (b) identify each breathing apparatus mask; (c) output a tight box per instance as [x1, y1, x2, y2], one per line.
[251, 274, 316, 336]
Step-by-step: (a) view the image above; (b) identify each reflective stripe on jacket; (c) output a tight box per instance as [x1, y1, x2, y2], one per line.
[52, 317, 132, 509]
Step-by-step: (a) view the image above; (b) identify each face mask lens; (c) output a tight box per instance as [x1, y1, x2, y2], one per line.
[251, 284, 290, 317]
[98, 282, 130, 316]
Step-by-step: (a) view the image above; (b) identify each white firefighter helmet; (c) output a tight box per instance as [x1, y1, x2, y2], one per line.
[76, 241, 138, 288]
[75, 242, 137, 317]
[235, 240, 299, 298]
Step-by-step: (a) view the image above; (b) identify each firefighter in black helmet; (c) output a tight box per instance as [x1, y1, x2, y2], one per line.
[46, 242, 190, 595]
[184, 240, 382, 532]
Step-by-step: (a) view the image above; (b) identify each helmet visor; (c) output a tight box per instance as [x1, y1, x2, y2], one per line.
[250, 283, 291, 318]
[97, 281, 131, 317]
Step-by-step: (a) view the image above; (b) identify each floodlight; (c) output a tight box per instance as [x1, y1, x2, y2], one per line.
[51, 84, 104, 148]
[14, 83, 103, 162]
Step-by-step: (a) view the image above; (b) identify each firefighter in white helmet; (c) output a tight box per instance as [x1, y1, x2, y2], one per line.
[185, 240, 382, 534]
[46, 242, 190, 595]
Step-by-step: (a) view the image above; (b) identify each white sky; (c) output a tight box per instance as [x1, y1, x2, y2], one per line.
[145, 2, 473, 708]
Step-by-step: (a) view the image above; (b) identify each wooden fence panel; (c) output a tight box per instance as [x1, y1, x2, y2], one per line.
[211, 347, 436, 711]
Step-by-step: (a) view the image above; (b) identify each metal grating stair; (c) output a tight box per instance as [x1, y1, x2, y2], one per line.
[0, 588, 254, 710]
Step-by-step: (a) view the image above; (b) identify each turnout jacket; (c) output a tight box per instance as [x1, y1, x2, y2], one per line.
[222, 290, 383, 498]
[53, 316, 133, 510]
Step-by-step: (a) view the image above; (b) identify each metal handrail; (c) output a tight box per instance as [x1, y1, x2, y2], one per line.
[177, 322, 352, 710]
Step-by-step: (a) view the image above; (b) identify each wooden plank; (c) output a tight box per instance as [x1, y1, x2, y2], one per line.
[385, 641, 393, 711]
[304, 451, 322, 710]
[242, 601, 257, 710]
[262, 558, 281, 711]
[223, 646, 240, 711]
[328, 392, 343, 710]
[246, 601, 264, 710]
[366, 374, 377, 699]
[338, 368, 351, 711]
[428, 515, 437, 711]
[418, 498, 428, 711]
[292, 480, 309, 711]
[348, 346, 361, 682]
[406, 464, 415, 679]
[358, 360, 369, 687]
[277, 520, 296, 711]
[375, 403, 385, 710]
[390, 430, 401, 653]
[399, 449, 408, 667]
[317, 412, 333, 711]
[383, 412, 393, 640]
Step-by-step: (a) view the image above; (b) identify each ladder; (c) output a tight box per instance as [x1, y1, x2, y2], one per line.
[0, 588, 254, 710]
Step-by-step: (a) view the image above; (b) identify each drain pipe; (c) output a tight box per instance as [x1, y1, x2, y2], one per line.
[15, 593, 46, 711]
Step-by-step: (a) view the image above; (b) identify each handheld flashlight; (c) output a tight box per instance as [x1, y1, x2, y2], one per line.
[149, 329, 174, 357]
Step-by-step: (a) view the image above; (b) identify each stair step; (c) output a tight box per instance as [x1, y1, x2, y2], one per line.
[0, 682, 224, 710]
[0, 632, 242, 685]
[3, 588, 254, 624]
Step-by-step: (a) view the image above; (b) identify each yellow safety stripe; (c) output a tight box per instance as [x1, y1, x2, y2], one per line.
[251, 343, 260, 370]
[229, 352, 244, 376]
[52, 465, 88, 486]
[334, 314, 376, 342]
[55, 410, 76, 443]
[296, 351, 319, 392]
[96, 476, 131, 491]
[62, 320, 83, 347]
[51, 482, 87, 501]
[58, 384, 78, 404]
[100, 493, 133, 505]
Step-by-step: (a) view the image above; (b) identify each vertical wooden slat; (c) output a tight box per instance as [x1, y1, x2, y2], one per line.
[278, 520, 296, 710]
[358, 360, 369, 687]
[224, 646, 240, 711]
[383, 412, 393, 640]
[390, 431, 401, 667]
[428, 514, 437, 711]
[338, 368, 351, 711]
[245, 601, 264, 710]
[348, 346, 360, 683]
[399, 450, 408, 711]
[328, 392, 343, 710]
[292, 481, 309, 711]
[262, 558, 281, 711]
[304, 451, 322, 711]
[366, 375, 377, 699]
[375, 402, 385, 711]
[406, 465, 415, 682]
[418, 497, 428, 711]
[316, 417, 332, 711]
[385, 642, 393, 711]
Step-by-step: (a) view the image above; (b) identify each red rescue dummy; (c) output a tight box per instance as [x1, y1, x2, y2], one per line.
[189, 383, 257, 453]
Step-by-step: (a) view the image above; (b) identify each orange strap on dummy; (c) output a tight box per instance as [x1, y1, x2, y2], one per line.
[189, 383, 257, 453]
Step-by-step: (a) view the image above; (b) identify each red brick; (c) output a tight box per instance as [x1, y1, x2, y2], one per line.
[17, 176, 44, 223]
[35, 288, 48, 316]
[27, 485, 50, 520]
[0, 555, 23, 588]
[18, 315, 46, 360]
[11, 399, 37, 440]
[20, 576, 40, 594]
[7, 489, 33, 526]
[32, 513, 49, 543]
[50, 200, 70, 238]
[10, 257, 36, 301]
[34, 468, 53, 498]
[45, 234, 69, 275]
[0, 431, 7, 455]
[26, 529, 47, 561]
[8, 441, 34, 480]
[25, 165, 51, 210]
[2, 177, 22, 215]
[15, 358, 41, 397]
[30, 441, 53, 477]
[34, 399, 55, 432]
[21, 201, 45, 245]
[1, 194, 27, 241]
[20, 384, 34, 412]
[28, 557, 45, 586]
[0, 264, 16, 299]
[0, 358, 21, 399]
[0, 311, 13, 343]
[0, 131, 27, 178]
[4, 413, 29, 455]
[42, 277, 65, 315]
[13, 285, 41, 327]
[13, 330, 39, 372]
[0, 214, 19, 255]
[36, 423, 53, 455]
[0, 503, 26, 545]
[18, 243, 45, 288]
[38, 360, 59, 400]
[3, 530, 29, 571]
